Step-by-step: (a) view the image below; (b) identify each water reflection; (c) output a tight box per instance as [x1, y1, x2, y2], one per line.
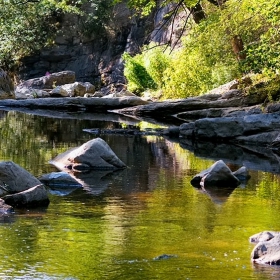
[195, 186, 237, 204]
[181, 138, 280, 174]
[252, 263, 280, 280]
[0, 110, 280, 279]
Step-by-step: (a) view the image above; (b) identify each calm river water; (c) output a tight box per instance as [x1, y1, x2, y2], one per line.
[0, 109, 280, 280]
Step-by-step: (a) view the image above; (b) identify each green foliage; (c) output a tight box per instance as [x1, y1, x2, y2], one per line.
[0, 0, 80, 68]
[220, 0, 280, 74]
[79, 0, 113, 36]
[0, 0, 111, 69]
[122, 52, 157, 94]
[162, 12, 241, 98]
[122, 45, 171, 94]
[243, 18, 280, 72]
[123, 0, 280, 99]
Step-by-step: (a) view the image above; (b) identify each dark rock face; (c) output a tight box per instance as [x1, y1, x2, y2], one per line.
[0, 69, 14, 99]
[17, 2, 189, 90]
[18, 3, 155, 88]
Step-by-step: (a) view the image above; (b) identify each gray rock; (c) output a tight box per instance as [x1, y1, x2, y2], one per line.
[175, 105, 262, 121]
[250, 232, 280, 265]
[113, 91, 266, 118]
[243, 113, 280, 134]
[269, 133, 280, 149]
[52, 82, 88, 97]
[83, 82, 95, 94]
[236, 131, 280, 145]
[0, 96, 150, 111]
[50, 138, 126, 171]
[0, 161, 42, 195]
[194, 117, 244, 140]
[40, 71, 76, 89]
[15, 71, 76, 99]
[250, 231, 280, 244]
[2, 184, 50, 208]
[179, 113, 280, 145]
[17, 71, 75, 90]
[49, 86, 69, 97]
[191, 160, 240, 188]
[232, 166, 251, 181]
[15, 86, 50, 99]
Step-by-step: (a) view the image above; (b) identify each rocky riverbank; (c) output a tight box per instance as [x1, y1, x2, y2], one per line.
[1, 70, 280, 164]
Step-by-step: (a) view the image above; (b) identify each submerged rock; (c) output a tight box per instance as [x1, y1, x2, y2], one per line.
[153, 254, 178, 261]
[39, 171, 83, 196]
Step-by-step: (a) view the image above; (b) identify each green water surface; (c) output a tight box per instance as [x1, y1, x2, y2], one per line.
[0, 110, 279, 280]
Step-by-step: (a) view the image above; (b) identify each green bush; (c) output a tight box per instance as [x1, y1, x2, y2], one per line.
[123, 0, 280, 100]
[122, 52, 157, 94]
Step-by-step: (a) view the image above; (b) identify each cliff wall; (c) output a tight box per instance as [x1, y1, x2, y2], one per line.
[18, 2, 188, 92]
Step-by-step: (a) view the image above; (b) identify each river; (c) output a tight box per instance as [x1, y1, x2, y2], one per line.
[0, 109, 279, 280]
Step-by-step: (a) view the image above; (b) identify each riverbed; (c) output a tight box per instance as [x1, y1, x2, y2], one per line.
[0, 109, 280, 280]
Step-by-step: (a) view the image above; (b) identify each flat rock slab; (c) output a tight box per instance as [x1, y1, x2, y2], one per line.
[0, 96, 149, 112]
[112, 91, 267, 118]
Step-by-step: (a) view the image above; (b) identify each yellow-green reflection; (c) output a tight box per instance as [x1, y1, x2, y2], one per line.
[0, 111, 278, 279]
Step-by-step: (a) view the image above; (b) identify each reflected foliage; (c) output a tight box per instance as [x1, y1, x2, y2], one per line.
[0, 111, 279, 279]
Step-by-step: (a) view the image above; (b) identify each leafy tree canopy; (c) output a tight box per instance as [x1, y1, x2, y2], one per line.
[0, 0, 112, 69]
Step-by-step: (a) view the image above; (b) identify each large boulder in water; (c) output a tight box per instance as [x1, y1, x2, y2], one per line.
[0, 161, 42, 195]
[50, 138, 126, 172]
[0, 161, 49, 208]
[250, 231, 280, 265]
[191, 160, 241, 188]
